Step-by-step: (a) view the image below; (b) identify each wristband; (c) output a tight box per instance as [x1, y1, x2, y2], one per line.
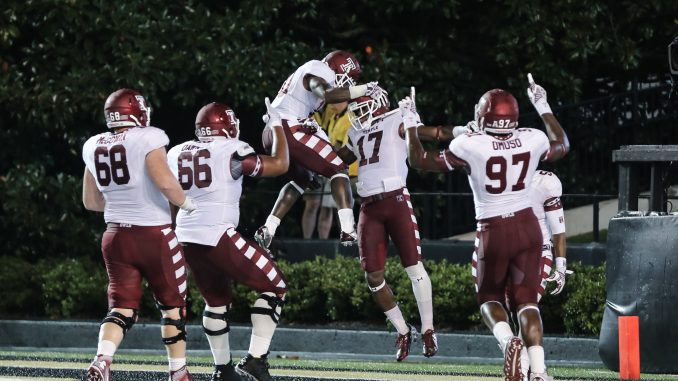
[349, 84, 368, 99]
[555, 257, 566, 273]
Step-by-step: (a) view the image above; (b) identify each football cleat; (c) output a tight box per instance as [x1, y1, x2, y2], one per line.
[236, 353, 272, 381]
[503, 336, 524, 381]
[254, 226, 272, 250]
[211, 363, 243, 381]
[529, 373, 553, 381]
[169, 365, 193, 381]
[395, 324, 417, 362]
[339, 230, 358, 246]
[421, 329, 438, 357]
[86, 355, 111, 381]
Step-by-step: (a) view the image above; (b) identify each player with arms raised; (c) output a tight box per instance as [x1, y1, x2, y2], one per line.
[256, 50, 384, 248]
[334, 90, 438, 362]
[82, 89, 197, 381]
[167, 99, 289, 381]
[403, 74, 569, 381]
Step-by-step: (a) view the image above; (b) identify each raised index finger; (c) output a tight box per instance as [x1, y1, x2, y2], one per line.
[527, 73, 535, 86]
[410, 86, 416, 103]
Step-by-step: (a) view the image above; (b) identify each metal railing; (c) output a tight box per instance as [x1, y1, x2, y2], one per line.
[243, 190, 616, 242]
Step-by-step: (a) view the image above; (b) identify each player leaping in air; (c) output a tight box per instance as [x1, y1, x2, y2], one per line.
[333, 89, 438, 362]
[403, 74, 569, 381]
[256, 50, 385, 248]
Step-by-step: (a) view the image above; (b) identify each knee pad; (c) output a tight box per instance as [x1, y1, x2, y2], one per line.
[330, 173, 349, 181]
[368, 279, 387, 293]
[102, 310, 138, 335]
[251, 293, 285, 324]
[289, 181, 304, 195]
[160, 308, 187, 345]
[202, 306, 230, 336]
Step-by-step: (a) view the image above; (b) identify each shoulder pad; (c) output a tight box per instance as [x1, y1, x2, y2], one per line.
[534, 171, 562, 198]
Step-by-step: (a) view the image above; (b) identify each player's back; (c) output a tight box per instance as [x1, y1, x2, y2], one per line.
[530, 170, 563, 242]
[168, 138, 246, 246]
[450, 128, 549, 219]
[347, 111, 408, 197]
[271, 60, 336, 121]
[82, 126, 171, 225]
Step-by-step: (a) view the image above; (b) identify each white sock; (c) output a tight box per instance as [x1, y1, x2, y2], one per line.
[405, 262, 434, 332]
[265, 215, 281, 236]
[492, 321, 515, 353]
[384, 306, 409, 335]
[520, 346, 530, 377]
[337, 208, 355, 233]
[168, 357, 186, 372]
[527, 346, 546, 374]
[96, 340, 117, 357]
[203, 305, 230, 365]
[249, 293, 281, 357]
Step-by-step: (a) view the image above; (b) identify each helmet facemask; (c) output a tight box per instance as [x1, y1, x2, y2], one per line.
[348, 92, 389, 131]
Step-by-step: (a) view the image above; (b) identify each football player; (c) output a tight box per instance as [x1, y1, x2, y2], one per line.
[256, 50, 385, 248]
[82, 89, 197, 381]
[333, 90, 438, 362]
[167, 99, 289, 381]
[421, 128, 571, 380]
[403, 74, 569, 381]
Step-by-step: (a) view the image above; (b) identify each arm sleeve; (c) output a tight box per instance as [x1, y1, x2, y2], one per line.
[545, 205, 566, 235]
[543, 173, 565, 234]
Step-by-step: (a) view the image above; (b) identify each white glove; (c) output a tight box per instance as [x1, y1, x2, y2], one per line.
[349, 81, 383, 99]
[545, 257, 573, 295]
[452, 120, 479, 138]
[179, 196, 197, 214]
[398, 87, 422, 130]
[264, 97, 281, 127]
[527, 73, 553, 115]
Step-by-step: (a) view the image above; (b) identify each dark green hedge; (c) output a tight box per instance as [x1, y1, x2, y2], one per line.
[0, 255, 605, 335]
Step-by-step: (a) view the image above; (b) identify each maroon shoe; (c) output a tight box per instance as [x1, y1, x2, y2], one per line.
[169, 365, 193, 381]
[395, 324, 417, 362]
[339, 230, 357, 246]
[503, 336, 524, 381]
[421, 329, 438, 357]
[86, 355, 111, 381]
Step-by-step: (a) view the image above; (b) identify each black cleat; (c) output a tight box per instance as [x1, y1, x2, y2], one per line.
[235, 353, 272, 381]
[211, 363, 243, 381]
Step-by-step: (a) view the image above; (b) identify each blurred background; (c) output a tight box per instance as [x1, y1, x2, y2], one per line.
[1, 1, 677, 330]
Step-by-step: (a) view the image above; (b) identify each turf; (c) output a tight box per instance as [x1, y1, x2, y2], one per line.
[1, 350, 677, 380]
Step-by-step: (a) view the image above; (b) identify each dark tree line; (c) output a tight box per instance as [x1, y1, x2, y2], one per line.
[1, 0, 677, 260]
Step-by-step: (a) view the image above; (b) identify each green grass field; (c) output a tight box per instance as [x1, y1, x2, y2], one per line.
[1, 350, 677, 381]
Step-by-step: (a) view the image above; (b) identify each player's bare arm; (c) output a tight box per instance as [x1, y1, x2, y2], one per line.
[146, 147, 193, 209]
[527, 73, 570, 162]
[542, 113, 570, 162]
[552, 232, 566, 261]
[401, 88, 467, 172]
[259, 125, 289, 177]
[82, 167, 105, 212]
[306, 74, 382, 104]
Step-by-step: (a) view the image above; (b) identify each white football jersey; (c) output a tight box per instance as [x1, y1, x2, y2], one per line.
[449, 128, 550, 219]
[271, 60, 336, 121]
[168, 138, 261, 246]
[346, 111, 408, 197]
[530, 170, 565, 244]
[82, 126, 171, 226]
